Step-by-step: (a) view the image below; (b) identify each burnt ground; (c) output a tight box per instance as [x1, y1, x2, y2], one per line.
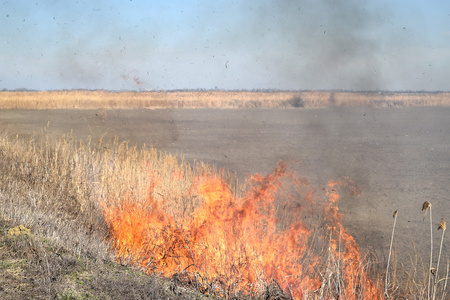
[1, 107, 449, 268]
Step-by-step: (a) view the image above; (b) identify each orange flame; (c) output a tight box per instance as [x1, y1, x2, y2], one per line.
[101, 162, 382, 299]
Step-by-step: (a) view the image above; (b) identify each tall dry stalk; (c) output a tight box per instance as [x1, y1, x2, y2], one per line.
[432, 218, 446, 300]
[423, 201, 433, 300]
[385, 209, 398, 298]
[441, 260, 449, 300]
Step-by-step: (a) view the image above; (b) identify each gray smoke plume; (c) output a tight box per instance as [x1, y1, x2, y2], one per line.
[242, 0, 391, 90]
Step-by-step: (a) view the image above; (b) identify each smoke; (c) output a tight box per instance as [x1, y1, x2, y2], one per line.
[240, 0, 392, 90]
[167, 0, 398, 91]
[49, 0, 394, 91]
[3, 0, 438, 91]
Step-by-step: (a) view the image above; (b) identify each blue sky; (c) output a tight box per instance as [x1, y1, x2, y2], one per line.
[1, 0, 449, 91]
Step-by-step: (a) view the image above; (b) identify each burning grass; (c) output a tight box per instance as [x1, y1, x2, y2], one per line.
[0, 129, 448, 299]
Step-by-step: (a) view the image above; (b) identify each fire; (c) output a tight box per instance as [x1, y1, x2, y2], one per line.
[324, 181, 382, 299]
[101, 161, 382, 299]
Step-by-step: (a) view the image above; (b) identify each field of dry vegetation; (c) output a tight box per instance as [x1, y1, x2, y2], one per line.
[0, 90, 449, 299]
[0, 128, 448, 299]
[0, 130, 233, 299]
[1, 90, 450, 109]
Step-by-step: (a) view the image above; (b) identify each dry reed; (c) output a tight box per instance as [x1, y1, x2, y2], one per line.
[423, 200, 434, 299]
[1, 90, 450, 109]
[0, 128, 239, 260]
[385, 209, 398, 297]
[433, 218, 446, 300]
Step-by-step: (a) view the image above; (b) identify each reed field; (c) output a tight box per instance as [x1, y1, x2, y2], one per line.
[0, 129, 448, 299]
[1, 90, 450, 109]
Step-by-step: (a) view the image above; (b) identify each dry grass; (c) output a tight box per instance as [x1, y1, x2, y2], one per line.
[0, 129, 448, 299]
[1, 90, 450, 109]
[0, 128, 236, 298]
[0, 128, 238, 258]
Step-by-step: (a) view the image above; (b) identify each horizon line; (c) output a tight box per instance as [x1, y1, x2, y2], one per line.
[2, 88, 450, 93]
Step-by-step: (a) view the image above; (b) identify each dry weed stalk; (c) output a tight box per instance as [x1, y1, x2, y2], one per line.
[441, 260, 449, 300]
[432, 218, 446, 300]
[422, 200, 433, 300]
[385, 209, 398, 298]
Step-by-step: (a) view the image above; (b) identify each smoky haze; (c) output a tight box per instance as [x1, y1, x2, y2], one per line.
[239, 0, 391, 90]
[1, 0, 447, 91]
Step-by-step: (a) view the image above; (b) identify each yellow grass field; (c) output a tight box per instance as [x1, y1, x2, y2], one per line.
[1, 90, 450, 109]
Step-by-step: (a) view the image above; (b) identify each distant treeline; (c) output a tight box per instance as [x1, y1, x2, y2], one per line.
[1, 90, 450, 109]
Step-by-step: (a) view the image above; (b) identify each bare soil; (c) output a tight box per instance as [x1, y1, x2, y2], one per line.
[1, 107, 449, 266]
